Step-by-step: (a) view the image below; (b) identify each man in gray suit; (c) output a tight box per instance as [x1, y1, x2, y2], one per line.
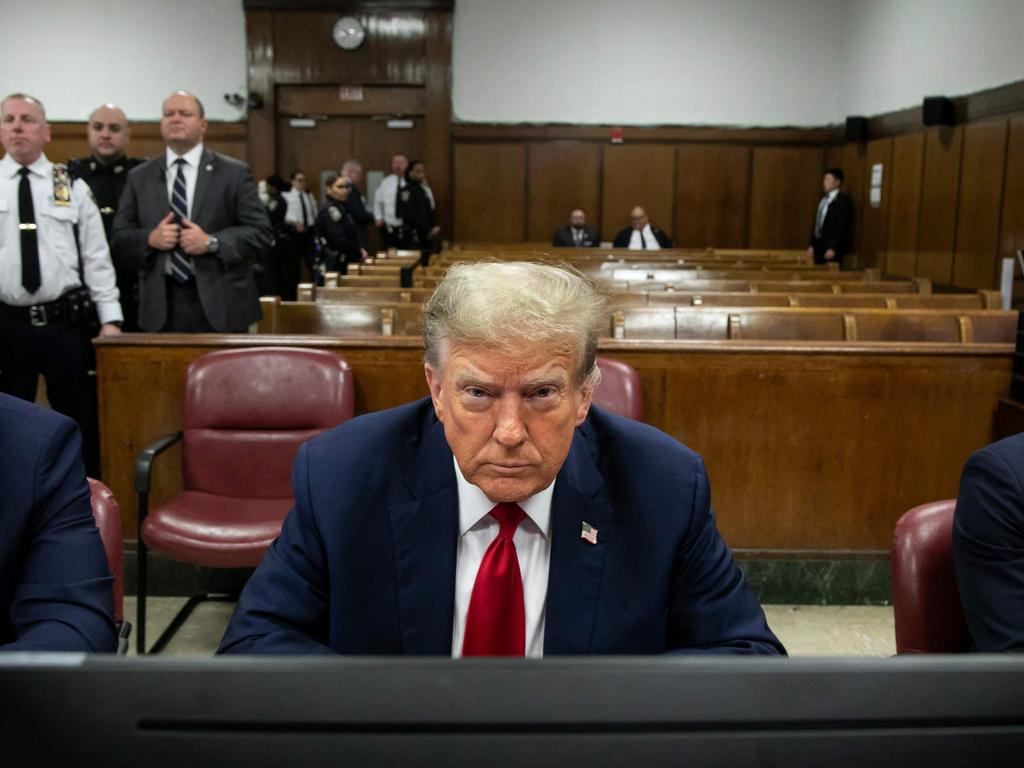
[112, 91, 270, 332]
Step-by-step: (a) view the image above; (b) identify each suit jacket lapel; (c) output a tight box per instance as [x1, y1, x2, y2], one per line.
[544, 426, 612, 654]
[390, 418, 459, 655]
[191, 148, 215, 223]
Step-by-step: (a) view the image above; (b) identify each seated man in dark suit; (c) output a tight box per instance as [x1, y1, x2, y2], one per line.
[612, 206, 672, 249]
[552, 208, 600, 248]
[0, 393, 117, 652]
[953, 433, 1024, 651]
[219, 261, 783, 657]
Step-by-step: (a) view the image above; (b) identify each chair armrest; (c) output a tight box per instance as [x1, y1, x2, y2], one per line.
[133, 432, 183, 495]
[116, 620, 132, 656]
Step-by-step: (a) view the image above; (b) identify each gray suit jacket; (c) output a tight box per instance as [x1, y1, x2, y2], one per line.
[111, 148, 271, 332]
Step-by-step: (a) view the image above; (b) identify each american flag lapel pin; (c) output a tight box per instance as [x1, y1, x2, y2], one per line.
[580, 521, 598, 545]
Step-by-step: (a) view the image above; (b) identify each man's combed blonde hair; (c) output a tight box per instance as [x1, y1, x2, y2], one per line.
[422, 261, 606, 388]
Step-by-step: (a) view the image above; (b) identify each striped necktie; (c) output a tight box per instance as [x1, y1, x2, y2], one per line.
[169, 158, 194, 282]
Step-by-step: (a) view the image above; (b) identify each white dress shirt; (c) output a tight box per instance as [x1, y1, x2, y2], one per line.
[814, 188, 839, 238]
[164, 143, 205, 220]
[628, 223, 661, 250]
[373, 174, 435, 228]
[451, 458, 553, 659]
[283, 188, 317, 227]
[0, 153, 122, 323]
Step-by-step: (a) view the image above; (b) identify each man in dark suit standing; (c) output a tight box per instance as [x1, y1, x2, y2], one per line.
[0, 393, 117, 652]
[953, 433, 1024, 652]
[219, 261, 783, 657]
[552, 208, 600, 248]
[112, 91, 271, 332]
[807, 167, 853, 267]
[340, 158, 374, 249]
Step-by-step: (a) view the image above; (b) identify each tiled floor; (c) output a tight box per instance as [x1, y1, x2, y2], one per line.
[126, 598, 896, 656]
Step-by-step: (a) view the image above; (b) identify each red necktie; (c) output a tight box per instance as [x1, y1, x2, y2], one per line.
[462, 502, 526, 656]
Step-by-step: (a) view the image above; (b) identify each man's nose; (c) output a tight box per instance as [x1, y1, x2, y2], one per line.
[493, 397, 526, 447]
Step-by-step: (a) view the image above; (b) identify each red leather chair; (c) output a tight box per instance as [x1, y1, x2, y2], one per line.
[88, 478, 130, 654]
[593, 357, 644, 420]
[891, 499, 971, 653]
[134, 348, 354, 654]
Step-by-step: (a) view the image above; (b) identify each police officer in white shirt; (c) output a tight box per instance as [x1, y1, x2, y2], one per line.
[282, 169, 317, 275]
[0, 93, 122, 478]
[373, 152, 409, 249]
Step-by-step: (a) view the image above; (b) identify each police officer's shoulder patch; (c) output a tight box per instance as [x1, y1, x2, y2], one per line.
[328, 206, 342, 222]
[400, 190, 410, 202]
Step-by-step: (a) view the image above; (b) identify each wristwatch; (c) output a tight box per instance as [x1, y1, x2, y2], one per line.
[207, 236, 220, 253]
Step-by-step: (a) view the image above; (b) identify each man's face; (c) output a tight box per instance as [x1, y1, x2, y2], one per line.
[1, 97, 50, 165]
[391, 154, 409, 176]
[328, 175, 352, 202]
[160, 93, 206, 151]
[87, 106, 130, 161]
[570, 209, 586, 228]
[345, 164, 362, 185]
[425, 340, 592, 503]
[823, 173, 842, 194]
[629, 207, 649, 230]
[292, 173, 307, 191]
[408, 163, 426, 183]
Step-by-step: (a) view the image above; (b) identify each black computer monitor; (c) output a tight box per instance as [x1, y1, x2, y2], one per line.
[2, 655, 1023, 765]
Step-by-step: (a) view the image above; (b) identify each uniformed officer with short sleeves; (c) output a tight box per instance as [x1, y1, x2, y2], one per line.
[0, 93, 122, 478]
[69, 104, 144, 329]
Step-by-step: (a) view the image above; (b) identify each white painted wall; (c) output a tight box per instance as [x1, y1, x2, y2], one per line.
[0, 0, 247, 121]
[838, 0, 1024, 116]
[1, 0, 1022, 126]
[452, 0, 844, 126]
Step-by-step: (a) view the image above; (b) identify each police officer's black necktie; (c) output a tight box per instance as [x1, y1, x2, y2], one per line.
[18, 167, 41, 293]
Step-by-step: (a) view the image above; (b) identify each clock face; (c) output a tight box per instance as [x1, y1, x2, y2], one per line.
[332, 16, 366, 51]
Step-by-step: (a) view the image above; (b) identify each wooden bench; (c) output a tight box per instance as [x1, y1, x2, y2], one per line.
[607, 307, 1018, 343]
[258, 298, 422, 336]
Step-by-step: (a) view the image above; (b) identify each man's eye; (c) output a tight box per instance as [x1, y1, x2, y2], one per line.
[532, 387, 557, 399]
[465, 387, 489, 398]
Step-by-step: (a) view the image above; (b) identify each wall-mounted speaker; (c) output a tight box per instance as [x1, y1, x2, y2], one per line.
[922, 96, 955, 127]
[845, 116, 868, 142]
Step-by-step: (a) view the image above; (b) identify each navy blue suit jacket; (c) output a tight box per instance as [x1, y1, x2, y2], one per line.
[0, 394, 116, 652]
[953, 433, 1024, 652]
[219, 398, 783, 656]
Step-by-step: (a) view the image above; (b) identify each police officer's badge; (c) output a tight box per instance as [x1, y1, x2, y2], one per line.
[328, 206, 342, 222]
[52, 163, 72, 206]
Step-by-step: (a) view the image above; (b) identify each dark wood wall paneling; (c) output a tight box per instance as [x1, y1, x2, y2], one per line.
[885, 133, 924, 277]
[525, 142, 601, 242]
[452, 144, 525, 241]
[916, 126, 963, 285]
[748, 147, 824, 249]
[1002, 117, 1024, 264]
[953, 120, 1009, 289]
[600, 145, 676, 243]
[675, 144, 751, 248]
[855, 139, 893, 270]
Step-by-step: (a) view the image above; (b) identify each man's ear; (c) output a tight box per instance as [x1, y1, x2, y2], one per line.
[424, 363, 445, 423]
[574, 385, 593, 427]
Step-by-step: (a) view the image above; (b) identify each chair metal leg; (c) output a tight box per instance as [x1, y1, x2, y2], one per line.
[136, 539, 148, 655]
[147, 593, 236, 655]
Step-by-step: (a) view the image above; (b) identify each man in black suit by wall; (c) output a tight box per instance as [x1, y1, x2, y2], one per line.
[112, 91, 271, 332]
[552, 208, 600, 248]
[807, 167, 853, 267]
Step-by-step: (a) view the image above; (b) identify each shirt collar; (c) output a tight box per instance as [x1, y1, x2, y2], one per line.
[1, 152, 49, 179]
[826, 188, 839, 201]
[453, 456, 554, 539]
[166, 143, 204, 170]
